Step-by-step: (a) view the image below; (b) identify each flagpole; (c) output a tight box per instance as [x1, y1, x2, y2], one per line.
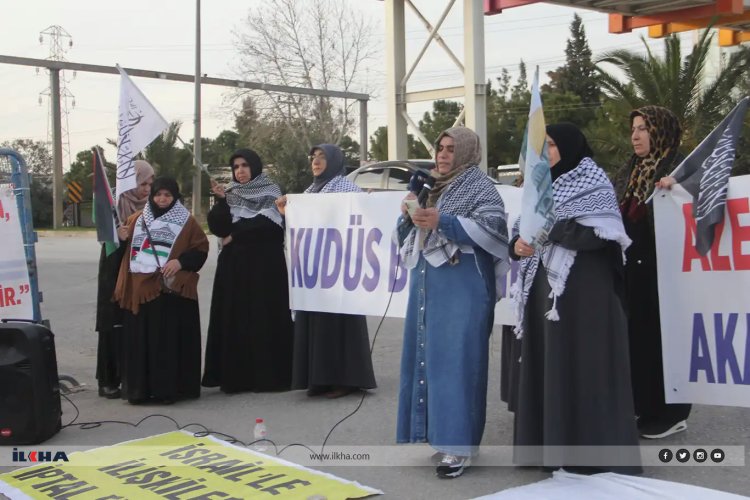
[645, 96, 750, 205]
[94, 146, 122, 227]
[644, 162, 685, 205]
[175, 134, 210, 176]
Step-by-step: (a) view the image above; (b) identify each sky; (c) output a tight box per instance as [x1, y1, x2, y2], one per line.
[0, 0, 682, 169]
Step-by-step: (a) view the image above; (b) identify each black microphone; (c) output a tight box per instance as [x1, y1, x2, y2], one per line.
[417, 178, 435, 208]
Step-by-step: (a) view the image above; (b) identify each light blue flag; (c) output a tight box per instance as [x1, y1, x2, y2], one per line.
[519, 67, 555, 247]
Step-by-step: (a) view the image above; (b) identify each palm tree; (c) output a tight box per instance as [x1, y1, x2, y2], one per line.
[595, 30, 749, 148]
[142, 121, 194, 194]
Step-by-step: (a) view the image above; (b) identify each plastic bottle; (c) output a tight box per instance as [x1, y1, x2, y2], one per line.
[253, 418, 268, 452]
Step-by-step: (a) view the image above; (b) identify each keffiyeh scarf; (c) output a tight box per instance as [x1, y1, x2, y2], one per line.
[225, 172, 283, 227]
[512, 157, 631, 337]
[399, 165, 510, 296]
[130, 200, 190, 274]
[304, 175, 361, 194]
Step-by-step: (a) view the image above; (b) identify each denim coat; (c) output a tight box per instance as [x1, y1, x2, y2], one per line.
[396, 216, 496, 457]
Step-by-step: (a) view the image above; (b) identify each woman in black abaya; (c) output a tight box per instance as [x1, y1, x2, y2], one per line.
[511, 123, 640, 474]
[202, 149, 294, 393]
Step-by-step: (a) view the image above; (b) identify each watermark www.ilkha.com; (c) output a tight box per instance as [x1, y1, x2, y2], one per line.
[307, 451, 371, 463]
[2, 445, 745, 468]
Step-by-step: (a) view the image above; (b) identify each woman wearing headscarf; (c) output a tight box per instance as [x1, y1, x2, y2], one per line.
[276, 144, 377, 399]
[511, 123, 640, 474]
[619, 106, 691, 439]
[114, 177, 208, 404]
[395, 127, 509, 479]
[95, 159, 153, 399]
[201, 149, 294, 393]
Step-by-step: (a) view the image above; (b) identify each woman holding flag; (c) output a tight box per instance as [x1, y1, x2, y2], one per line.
[511, 123, 640, 473]
[94, 159, 153, 400]
[618, 106, 691, 439]
[114, 177, 208, 404]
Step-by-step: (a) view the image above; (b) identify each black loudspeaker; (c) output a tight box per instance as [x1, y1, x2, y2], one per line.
[0, 321, 62, 444]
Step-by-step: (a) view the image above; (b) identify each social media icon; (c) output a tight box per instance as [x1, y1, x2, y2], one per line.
[710, 449, 725, 463]
[694, 449, 707, 463]
[675, 448, 690, 463]
[658, 449, 673, 463]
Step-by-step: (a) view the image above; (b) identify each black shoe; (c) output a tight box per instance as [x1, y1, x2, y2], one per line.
[98, 386, 121, 399]
[562, 466, 604, 475]
[436, 454, 470, 479]
[307, 386, 330, 397]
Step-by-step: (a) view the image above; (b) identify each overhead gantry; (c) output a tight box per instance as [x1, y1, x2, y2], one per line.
[382, 0, 750, 170]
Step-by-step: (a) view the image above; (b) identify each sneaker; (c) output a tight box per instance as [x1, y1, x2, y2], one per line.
[98, 386, 121, 399]
[640, 419, 688, 439]
[430, 451, 445, 465]
[436, 454, 470, 479]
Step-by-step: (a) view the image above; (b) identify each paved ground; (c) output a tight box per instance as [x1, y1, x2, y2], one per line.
[1, 232, 749, 499]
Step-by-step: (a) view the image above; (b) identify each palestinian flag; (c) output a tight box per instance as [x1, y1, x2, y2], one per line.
[92, 147, 119, 256]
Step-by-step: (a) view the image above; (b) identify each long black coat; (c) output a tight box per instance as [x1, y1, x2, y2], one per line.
[512, 221, 641, 473]
[202, 198, 294, 393]
[619, 155, 691, 424]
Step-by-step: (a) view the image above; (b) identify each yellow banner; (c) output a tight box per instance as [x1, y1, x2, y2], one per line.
[0, 431, 381, 499]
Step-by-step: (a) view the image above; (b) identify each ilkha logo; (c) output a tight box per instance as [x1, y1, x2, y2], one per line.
[12, 448, 69, 463]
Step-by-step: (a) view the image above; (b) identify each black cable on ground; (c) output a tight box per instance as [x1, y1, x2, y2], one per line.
[56, 254, 405, 460]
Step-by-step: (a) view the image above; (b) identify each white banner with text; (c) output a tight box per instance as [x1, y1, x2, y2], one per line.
[0, 186, 33, 320]
[284, 187, 521, 325]
[653, 176, 750, 408]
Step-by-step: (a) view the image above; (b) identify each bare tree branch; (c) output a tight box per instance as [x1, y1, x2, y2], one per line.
[231, 0, 377, 147]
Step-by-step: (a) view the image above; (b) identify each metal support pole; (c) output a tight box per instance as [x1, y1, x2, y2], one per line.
[359, 99, 368, 165]
[385, 0, 408, 161]
[192, 0, 202, 217]
[50, 69, 64, 229]
[464, 0, 487, 172]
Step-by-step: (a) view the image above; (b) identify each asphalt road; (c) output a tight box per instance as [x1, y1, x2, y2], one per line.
[1, 232, 749, 499]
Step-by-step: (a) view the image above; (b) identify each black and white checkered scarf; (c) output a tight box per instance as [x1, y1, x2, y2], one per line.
[512, 157, 631, 337]
[304, 175, 361, 194]
[225, 172, 283, 227]
[400, 165, 510, 297]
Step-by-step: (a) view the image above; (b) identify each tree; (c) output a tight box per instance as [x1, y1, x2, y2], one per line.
[418, 100, 463, 149]
[143, 121, 195, 197]
[544, 14, 600, 108]
[232, 0, 376, 155]
[0, 139, 53, 180]
[580, 99, 634, 177]
[64, 147, 115, 202]
[338, 135, 361, 168]
[235, 96, 311, 193]
[732, 47, 750, 176]
[367, 126, 438, 162]
[511, 61, 529, 102]
[201, 130, 240, 171]
[0, 139, 54, 227]
[596, 31, 750, 148]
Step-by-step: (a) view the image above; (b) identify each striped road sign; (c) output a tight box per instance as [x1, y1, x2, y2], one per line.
[67, 181, 83, 204]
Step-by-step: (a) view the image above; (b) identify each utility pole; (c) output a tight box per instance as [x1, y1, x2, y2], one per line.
[38, 25, 75, 229]
[49, 70, 64, 230]
[192, 0, 202, 217]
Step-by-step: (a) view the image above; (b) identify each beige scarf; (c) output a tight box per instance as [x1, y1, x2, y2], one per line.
[117, 160, 155, 222]
[427, 127, 482, 208]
